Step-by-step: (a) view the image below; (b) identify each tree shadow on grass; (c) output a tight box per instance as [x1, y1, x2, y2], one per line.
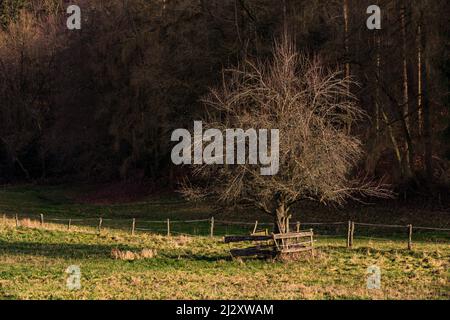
[0, 240, 140, 259]
[0, 240, 232, 263]
[163, 252, 230, 262]
[320, 245, 428, 258]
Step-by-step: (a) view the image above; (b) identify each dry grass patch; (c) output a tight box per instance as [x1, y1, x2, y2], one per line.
[111, 248, 157, 261]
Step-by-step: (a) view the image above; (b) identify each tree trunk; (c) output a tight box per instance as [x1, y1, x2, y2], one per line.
[417, 17, 423, 137]
[375, 32, 381, 135]
[421, 17, 433, 185]
[283, 0, 287, 39]
[343, 0, 351, 133]
[400, 2, 414, 178]
[273, 193, 290, 234]
[343, 0, 350, 80]
[374, 32, 404, 175]
[234, 0, 242, 45]
[423, 64, 433, 185]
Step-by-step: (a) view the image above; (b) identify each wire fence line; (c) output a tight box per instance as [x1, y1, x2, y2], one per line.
[354, 222, 408, 228]
[1, 212, 449, 250]
[2, 212, 450, 232]
[299, 222, 347, 225]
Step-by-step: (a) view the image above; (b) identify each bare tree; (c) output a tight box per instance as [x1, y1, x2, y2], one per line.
[181, 39, 392, 233]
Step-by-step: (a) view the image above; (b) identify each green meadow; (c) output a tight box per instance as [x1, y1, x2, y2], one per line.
[0, 185, 448, 299]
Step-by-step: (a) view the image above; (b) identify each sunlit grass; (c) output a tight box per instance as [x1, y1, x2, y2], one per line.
[0, 185, 448, 299]
[0, 218, 448, 300]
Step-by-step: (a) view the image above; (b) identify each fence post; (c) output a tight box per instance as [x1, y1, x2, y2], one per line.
[167, 218, 170, 237]
[347, 220, 351, 248]
[15, 214, 19, 228]
[286, 215, 291, 233]
[310, 228, 314, 257]
[131, 218, 136, 235]
[68, 219, 71, 230]
[210, 217, 214, 237]
[408, 224, 413, 250]
[296, 221, 300, 233]
[98, 218, 103, 233]
[40, 214, 44, 227]
[350, 221, 355, 248]
[2, 214, 5, 224]
[252, 220, 258, 234]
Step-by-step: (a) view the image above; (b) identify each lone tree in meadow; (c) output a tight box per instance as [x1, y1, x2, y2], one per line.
[181, 39, 391, 233]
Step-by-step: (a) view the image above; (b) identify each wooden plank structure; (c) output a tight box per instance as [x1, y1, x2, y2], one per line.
[273, 230, 314, 255]
[224, 230, 314, 258]
[251, 229, 269, 236]
[251, 221, 269, 236]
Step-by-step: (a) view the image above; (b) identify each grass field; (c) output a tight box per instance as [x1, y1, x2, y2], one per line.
[0, 185, 448, 300]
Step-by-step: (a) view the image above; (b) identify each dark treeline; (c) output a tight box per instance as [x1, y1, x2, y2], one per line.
[0, 0, 449, 193]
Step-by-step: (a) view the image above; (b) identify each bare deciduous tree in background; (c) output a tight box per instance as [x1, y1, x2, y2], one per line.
[181, 39, 392, 233]
[0, 8, 62, 179]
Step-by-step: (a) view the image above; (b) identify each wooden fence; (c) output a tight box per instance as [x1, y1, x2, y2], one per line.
[2, 213, 450, 250]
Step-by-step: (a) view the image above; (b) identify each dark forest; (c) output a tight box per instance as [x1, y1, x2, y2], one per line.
[0, 0, 448, 197]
